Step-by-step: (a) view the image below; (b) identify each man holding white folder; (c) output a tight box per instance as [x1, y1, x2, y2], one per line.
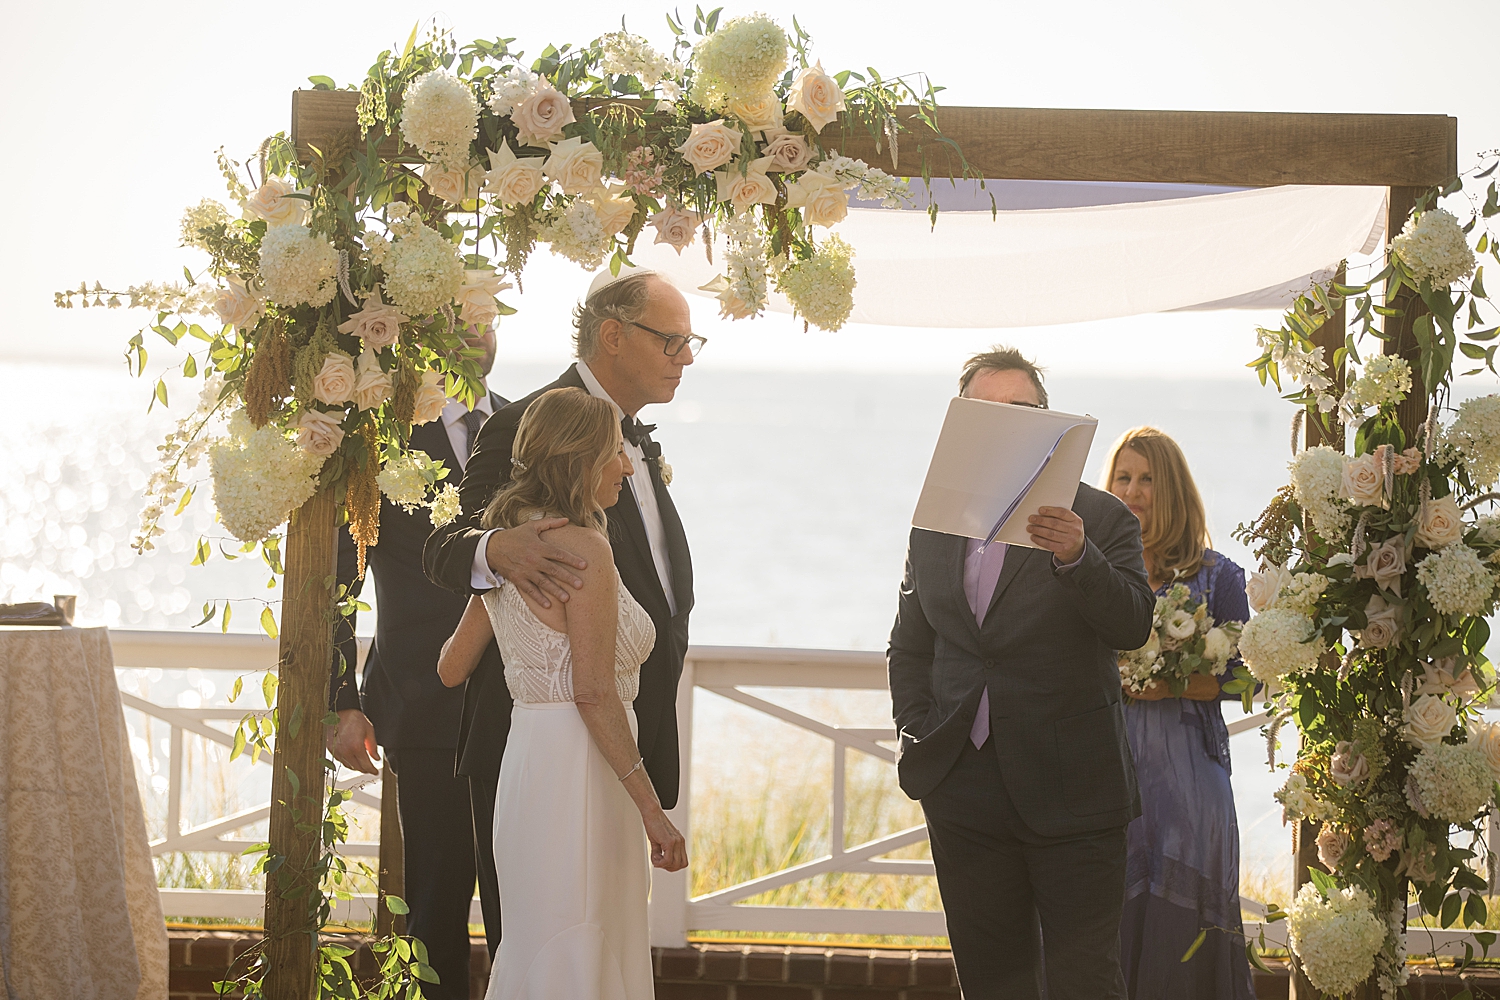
[887, 347, 1154, 999]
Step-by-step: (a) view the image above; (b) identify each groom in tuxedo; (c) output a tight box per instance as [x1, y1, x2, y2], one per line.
[887, 347, 1153, 999]
[424, 269, 696, 957]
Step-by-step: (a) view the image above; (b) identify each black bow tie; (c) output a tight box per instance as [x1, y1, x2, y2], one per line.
[621, 416, 656, 447]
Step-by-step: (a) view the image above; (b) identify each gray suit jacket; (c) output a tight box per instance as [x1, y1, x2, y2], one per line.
[887, 482, 1154, 838]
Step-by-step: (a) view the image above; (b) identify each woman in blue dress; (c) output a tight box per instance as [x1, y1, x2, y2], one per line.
[1103, 426, 1255, 1000]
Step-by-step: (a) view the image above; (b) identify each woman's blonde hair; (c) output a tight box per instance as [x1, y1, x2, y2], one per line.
[1100, 426, 1212, 580]
[481, 387, 618, 534]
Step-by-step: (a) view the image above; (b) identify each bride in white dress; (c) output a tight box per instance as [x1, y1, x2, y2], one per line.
[438, 387, 688, 1000]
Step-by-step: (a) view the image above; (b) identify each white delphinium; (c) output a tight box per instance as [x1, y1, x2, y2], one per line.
[382, 222, 465, 316]
[258, 224, 339, 308]
[376, 450, 445, 512]
[208, 410, 324, 543]
[814, 155, 912, 208]
[1275, 772, 1335, 824]
[701, 211, 768, 320]
[1409, 742, 1493, 822]
[486, 67, 538, 117]
[1286, 883, 1386, 997]
[539, 199, 613, 270]
[599, 31, 672, 86]
[399, 70, 479, 168]
[1442, 395, 1500, 488]
[1290, 445, 1351, 540]
[1240, 607, 1324, 683]
[690, 13, 789, 105]
[1392, 207, 1477, 288]
[1340, 355, 1413, 423]
[134, 375, 226, 552]
[775, 236, 857, 332]
[428, 483, 462, 527]
[1373, 897, 1409, 1000]
[1117, 631, 1163, 694]
[1257, 331, 1334, 401]
[1416, 544, 1497, 617]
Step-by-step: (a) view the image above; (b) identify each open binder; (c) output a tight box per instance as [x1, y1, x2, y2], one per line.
[912, 397, 1098, 550]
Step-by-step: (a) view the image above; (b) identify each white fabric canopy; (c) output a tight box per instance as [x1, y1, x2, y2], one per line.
[632, 183, 1388, 328]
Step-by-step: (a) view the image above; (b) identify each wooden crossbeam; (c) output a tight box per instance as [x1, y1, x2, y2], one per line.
[291, 89, 1456, 188]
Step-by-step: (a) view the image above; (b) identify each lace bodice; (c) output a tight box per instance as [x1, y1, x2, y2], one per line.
[483, 571, 656, 705]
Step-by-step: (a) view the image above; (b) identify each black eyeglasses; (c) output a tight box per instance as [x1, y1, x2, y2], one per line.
[630, 321, 707, 358]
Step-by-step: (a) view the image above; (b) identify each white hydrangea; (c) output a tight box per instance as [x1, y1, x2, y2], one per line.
[690, 14, 789, 104]
[1239, 607, 1324, 683]
[208, 410, 324, 543]
[382, 222, 465, 316]
[1443, 394, 1500, 488]
[257, 224, 339, 308]
[776, 236, 857, 332]
[1290, 445, 1351, 540]
[1416, 543, 1496, 617]
[1275, 573, 1329, 615]
[376, 450, 444, 512]
[599, 31, 672, 86]
[1340, 355, 1412, 422]
[1392, 207, 1477, 288]
[179, 198, 230, 249]
[1286, 883, 1386, 997]
[1409, 742, 1494, 822]
[539, 199, 613, 270]
[399, 70, 480, 168]
[428, 483, 462, 527]
[486, 67, 538, 117]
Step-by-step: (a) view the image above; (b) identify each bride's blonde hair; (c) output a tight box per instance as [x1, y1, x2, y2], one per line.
[481, 387, 618, 534]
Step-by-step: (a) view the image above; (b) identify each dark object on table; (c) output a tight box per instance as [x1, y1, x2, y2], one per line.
[53, 594, 77, 624]
[0, 602, 68, 626]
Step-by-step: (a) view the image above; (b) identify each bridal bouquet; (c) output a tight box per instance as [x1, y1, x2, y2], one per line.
[1118, 583, 1241, 696]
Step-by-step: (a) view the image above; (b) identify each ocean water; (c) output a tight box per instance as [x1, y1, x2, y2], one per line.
[5, 359, 1497, 895]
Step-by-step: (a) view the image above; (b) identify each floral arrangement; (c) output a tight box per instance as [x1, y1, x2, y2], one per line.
[56, 13, 960, 584]
[1117, 583, 1241, 696]
[1238, 156, 1500, 997]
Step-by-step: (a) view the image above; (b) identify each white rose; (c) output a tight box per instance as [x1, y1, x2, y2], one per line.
[1416, 495, 1466, 550]
[454, 269, 512, 327]
[761, 127, 814, 173]
[1357, 593, 1403, 650]
[1164, 609, 1198, 642]
[1245, 563, 1293, 613]
[296, 409, 345, 456]
[588, 187, 639, 237]
[1468, 720, 1500, 780]
[212, 280, 263, 330]
[510, 82, 576, 147]
[422, 160, 483, 205]
[311, 351, 356, 405]
[649, 206, 701, 254]
[353, 350, 392, 411]
[786, 60, 846, 133]
[242, 178, 306, 228]
[715, 157, 778, 212]
[1340, 452, 1385, 507]
[543, 137, 604, 195]
[785, 171, 850, 227]
[728, 91, 784, 133]
[336, 286, 408, 350]
[412, 370, 448, 425]
[482, 143, 548, 206]
[676, 119, 743, 174]
[1403, 693, 1457, 751]
[1202, 626, 1234, 664]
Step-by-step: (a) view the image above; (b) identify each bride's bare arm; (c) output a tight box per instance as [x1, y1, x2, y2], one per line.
[436, 595, 493, 688]
[564, 528, 687, 872]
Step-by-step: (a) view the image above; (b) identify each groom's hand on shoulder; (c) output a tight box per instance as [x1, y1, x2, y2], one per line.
[1026, 506, 1086, 566]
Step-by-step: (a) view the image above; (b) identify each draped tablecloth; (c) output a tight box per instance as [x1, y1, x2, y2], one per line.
[0, 627, 167, 1000]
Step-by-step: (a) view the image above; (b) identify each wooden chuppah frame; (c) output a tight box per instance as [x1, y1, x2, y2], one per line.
[270, 93, 1457, 1000]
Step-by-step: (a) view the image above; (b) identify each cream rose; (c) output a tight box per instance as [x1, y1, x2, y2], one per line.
[786, 172, 850, 227]
[1468, 720, 1500, 780]
[1357, 593, 1403, 650]
[1357, 534, 1407, 596]
[336, 286, 408, 350]
[482, 143, 548, 206]
[1403, 693, 1457, 750]
[212, 280, 263, 330]
[676, 119, 743, 174]
[1340, 452, 1385, 507]
[296, 410, 345, 456]
[715, 157, 778, 212]
[649, 206, 701, 254]
[412, 370, 448, 425]
[762, 128, 813, 172]
[1416, 495, 1466, 550]
[311, 351, 356, 405]
[786, 60, 846, 133]
[454, 269, 512, 327]
[543, 137, 604, 195]
[511, 82, 576, 147]
[1330, 741, 1370, 787]
[1246, 563, 1293, 613]
[242, 178, 306, 228]
[728, 91, 784, 133]
[353, 350, 392, 411]
[1316, 824, 1350, 871]
[422, 160, 483, 205]
[589, 187, 639, 237]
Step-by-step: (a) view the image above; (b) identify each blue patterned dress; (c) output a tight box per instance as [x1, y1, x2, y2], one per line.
[1118, 550, 1255, 1000]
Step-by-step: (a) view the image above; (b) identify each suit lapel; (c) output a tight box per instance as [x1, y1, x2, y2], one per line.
[944, 533, 981, 643]
[608, 478, 669, 616]
[645, 450, 693, 615]
[983, 545, 1036, 627]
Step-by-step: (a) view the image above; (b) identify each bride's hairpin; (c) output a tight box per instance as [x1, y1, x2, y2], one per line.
[510, 457, 528, 473]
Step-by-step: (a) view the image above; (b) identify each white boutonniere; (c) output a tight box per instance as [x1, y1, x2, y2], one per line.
[656, 456, 673, 486]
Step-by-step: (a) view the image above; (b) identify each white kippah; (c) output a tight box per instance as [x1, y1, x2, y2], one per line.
[586, 267, 659, 301]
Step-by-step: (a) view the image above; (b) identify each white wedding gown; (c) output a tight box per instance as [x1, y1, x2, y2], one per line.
[481, 572, 658, 1000]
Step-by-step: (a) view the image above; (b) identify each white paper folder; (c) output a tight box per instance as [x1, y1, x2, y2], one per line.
[911, 397, 1098, 549]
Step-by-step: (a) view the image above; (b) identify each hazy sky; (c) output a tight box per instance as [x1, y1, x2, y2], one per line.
[6, 0, 1497, 379]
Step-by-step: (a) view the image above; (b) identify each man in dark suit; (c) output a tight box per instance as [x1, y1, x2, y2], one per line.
[423, 269, 696, 958]
[887, 347, 1154, 1000]
[326, 323, 506, 1000]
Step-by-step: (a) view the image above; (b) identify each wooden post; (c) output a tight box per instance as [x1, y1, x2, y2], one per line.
[263, 487, 339, 1000]
[375, 767, 406, 938]
[1288, 819, 1324, 999]
[1384, 186, 1430, 440]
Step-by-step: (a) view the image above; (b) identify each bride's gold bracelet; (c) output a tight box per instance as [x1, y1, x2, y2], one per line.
[618, 757, 645, 782]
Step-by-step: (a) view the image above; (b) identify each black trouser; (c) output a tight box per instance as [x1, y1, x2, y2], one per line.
[385, 748, 477, 1000]
[921, 739, 1128, 1000]
[468, 763, 502, 959]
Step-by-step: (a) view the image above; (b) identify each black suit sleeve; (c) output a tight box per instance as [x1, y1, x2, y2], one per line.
[887, 530, 939, 738]
[1053, 495, 1154, 651]
[329, 523, 366, 713]
[423, 408, 516, 596]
